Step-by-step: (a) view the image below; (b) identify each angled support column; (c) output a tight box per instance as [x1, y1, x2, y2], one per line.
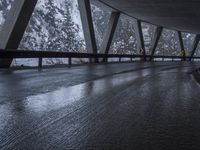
[177, 31, 186, 60]
[134, 20, 146, 61]
[150, 26, 163, 61]
[100, 12, 120, 62]
[78, 0, 98, 63]
[0, 0, 38, 68]
[190, 34, 200, 60]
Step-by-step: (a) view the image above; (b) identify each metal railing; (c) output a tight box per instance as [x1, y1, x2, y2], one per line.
[0, 49, 200, 68]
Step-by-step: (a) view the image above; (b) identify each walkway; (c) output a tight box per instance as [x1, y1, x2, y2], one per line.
[0, 62, 200, 149]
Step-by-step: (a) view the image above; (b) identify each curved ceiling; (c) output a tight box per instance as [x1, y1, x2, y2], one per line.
[98, 0, 200, 34]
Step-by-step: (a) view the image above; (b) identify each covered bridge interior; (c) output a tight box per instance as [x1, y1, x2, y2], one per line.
[0, 0, 200, 149]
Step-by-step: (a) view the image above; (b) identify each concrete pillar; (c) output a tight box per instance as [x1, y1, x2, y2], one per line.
[0, 0, 38, 68]
[100, 12, 120, 62]
[134, 20, 146, 60]
[78, 0, 98, 55]
[177, 31, 186, 60]
[190, 35, 200, 59]
[100, 12, 120, 54]
[150, 26, 163, 61]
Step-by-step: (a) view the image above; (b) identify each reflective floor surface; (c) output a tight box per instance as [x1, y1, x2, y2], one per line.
[0, 62, 200, 150]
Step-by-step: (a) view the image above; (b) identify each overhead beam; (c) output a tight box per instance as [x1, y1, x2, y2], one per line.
[90, 0, 116, 12]
[0, 0, 38, 68]
[78, 0, 98, 55]
[100, 12, 120, 56]
[177, 31, 186, 60]
[190, 34, 200, 59]
[134, 20, 146, 60]
[150, 26, 163, 60]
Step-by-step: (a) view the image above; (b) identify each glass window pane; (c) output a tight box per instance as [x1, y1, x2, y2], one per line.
[0, 0, 14, 31]
[12, 0, 87, 67]
[182, 32, 196, 56]
[141, 22, 156, 55]
[110, 15, 138, 55]
[91, 4, 110, 53]
[194, 43, 200, 57]
[155, 29, 179, 56]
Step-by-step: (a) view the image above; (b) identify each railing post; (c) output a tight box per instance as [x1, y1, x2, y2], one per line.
[101, 55, 107, 63]
[68, 57, 72, 66]
[89, 57, 93, 64]
[38, 57, 42, 68]
[150, 27, 163, 61]
[103, 57, 108, 63]
[119, 57, 122, 63]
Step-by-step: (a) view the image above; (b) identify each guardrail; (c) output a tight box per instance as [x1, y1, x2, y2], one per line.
[0, 49, 200, 68]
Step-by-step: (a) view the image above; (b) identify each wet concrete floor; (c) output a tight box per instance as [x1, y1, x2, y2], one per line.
[0, 62, 200, 150]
